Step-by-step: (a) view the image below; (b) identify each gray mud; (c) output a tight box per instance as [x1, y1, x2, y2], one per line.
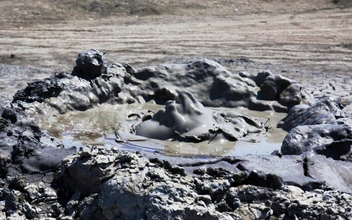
[2, 49, 352, 219]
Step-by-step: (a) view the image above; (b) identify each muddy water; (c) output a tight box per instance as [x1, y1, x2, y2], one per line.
[33, 102, 287, 157]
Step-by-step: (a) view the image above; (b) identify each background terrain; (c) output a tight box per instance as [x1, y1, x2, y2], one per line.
[0, 0, 351, 73]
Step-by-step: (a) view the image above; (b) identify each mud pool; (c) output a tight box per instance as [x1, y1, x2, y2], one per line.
[11, 49, 352, 162]
[32, 102, 286, 157]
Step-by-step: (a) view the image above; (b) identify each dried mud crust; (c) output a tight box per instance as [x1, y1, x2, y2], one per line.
[56, 146, 352, 220]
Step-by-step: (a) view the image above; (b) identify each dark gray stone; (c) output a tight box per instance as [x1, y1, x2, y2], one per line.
[281, 120, 352, 157]
[279, 96, 344, 131]
[73, 49, 107, 79]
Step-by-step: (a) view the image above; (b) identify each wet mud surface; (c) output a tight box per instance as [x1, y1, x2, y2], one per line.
[1, 48, 352, 219]
[1, 1, 352, 219]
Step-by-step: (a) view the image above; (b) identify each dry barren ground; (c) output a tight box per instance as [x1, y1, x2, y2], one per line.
[0, 0, 351, 73]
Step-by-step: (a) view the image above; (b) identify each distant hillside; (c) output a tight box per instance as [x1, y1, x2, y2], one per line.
[0, 0, 344, 27]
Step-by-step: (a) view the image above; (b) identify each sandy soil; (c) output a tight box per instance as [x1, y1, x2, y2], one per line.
[0, 0, 351, 74]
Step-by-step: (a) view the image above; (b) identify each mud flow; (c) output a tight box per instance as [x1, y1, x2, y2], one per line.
[33, 102, 287, 157]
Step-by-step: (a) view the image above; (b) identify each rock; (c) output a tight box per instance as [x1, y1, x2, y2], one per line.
[279, 82, 314, 107]
[279, 96, 352, 159]
[60, 147, 140, 196]
[281, 120, 352, 157]
[24, 182, 57, 202]
[0, 105, 76, 174]
[12, 50, 314, 115]
[1, 107, 17, 123]
[246, 170, 284, 190]
[125, 57, 259, 108]
[0, 154, 10, 178]
[255, 71, 313, 107]
[279, 96, 344, 131]
[231, 155, 322, 191]
[236, 154, 352, 194]
[256, 71, 278, 100]
[13, 72, 65, 103]
[303, 154, 352, 194]
[60, 146, 241, 219]
[73, 49, 107, 79]
[2, 141, 352, 219]
[13, 63, 126, 113]
[77, 194, 104, 220]
[5, 190, 25, 215]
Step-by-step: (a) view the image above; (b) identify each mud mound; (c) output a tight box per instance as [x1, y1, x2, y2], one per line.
[13, 49, 352, 161]
[2, 50, 352, 219]
[13, 49, 312, 114]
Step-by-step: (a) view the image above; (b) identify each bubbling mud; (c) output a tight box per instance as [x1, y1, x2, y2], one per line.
[133, 90, 264, 142]
[35, 98, 287, 157]
[13, 49, 352, 160]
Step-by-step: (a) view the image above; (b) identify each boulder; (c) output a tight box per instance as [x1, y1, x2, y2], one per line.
[279, 96, 344, 131]
[281, 120, 352, 158]
[73, 49, 107, 79]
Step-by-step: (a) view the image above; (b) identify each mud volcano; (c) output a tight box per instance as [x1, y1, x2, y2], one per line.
[2, 49, 352, 219]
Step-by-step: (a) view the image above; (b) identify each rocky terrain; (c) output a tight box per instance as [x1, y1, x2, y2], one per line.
[1, 0, 352, 219]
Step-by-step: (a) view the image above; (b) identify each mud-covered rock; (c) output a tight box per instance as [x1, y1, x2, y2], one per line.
[13, 49, 314, 115]
[2, 136, 352, 219]
[60, 147, 148, 196]
[255, 70, 315, 107]
[281, 120, 352, 157]
[131, 59, 313, 111]
[13, 65, 125, 113]
[279, 96, 352, 161]
[54, 147, 352, 219]
[73, 49, 107, 79]
[59, 146, 242, 219]
[0, 103, 76, 218]
[303, 154, 352, 194]
[12, 73, 65, 103]
[0, 105, 76, 174]
[0, 154, 10, 178]
[279, 96, 344, 131]
[237, 153, 352, 194]
[0, 104, 75, 218]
